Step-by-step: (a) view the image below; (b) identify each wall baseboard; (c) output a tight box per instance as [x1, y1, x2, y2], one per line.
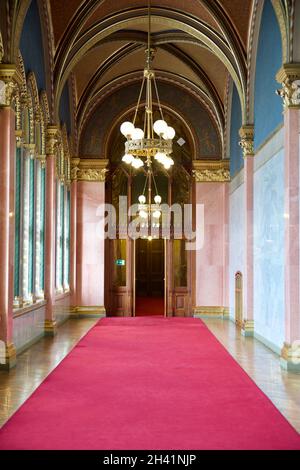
[70, 306, 106, 318]
[193, 306, 229, 319]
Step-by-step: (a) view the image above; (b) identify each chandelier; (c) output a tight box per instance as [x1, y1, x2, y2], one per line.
[120, 0, 176, 234]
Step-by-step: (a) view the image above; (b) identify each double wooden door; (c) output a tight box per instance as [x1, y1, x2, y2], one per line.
[135, 238, 164, 297]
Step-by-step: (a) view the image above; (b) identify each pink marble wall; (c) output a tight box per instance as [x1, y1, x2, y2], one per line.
[76, 181, 105, 306]
[195, 182, 229, 307]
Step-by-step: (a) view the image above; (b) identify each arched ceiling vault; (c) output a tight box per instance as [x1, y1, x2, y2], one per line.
[53, 8, 247, 121]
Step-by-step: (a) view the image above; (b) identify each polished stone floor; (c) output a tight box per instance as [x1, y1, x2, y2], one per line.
[0, 317, 299, 433]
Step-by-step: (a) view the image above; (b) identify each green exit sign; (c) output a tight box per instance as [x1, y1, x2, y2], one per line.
[116, 259, 125, 266]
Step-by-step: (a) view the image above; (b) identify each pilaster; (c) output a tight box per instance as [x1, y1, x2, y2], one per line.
[0, 65, 21, 369]
[239, 125, 255, 337]
[44, 125, 60, 336]
[276, 64, 300, 371]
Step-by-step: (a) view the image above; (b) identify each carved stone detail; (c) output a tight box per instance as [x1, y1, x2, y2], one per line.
[276, 64, 300, 109]
[239, 125, 254, 157]
[0, 65, 22, 107]
[77, 168, 108, 182]
[46, 126, 60, 156]
[71, 158, 109, 182]
[192, 160, 230, 182]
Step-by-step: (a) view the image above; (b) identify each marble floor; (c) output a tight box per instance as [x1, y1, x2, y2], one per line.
[0, 317, 299, 434]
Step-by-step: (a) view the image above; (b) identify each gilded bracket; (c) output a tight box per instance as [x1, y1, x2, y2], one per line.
[276, 64, 300, 109]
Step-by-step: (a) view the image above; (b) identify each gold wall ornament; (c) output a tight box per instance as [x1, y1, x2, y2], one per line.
[77, 168, 108, 182]
[239, 125, 254, 157]
[46, 125, 60, 156]
[0, 64, 22, 107]
[192, 159, 230, 182]
[72, 158, 109, 182]
[276, 64, 300, 109]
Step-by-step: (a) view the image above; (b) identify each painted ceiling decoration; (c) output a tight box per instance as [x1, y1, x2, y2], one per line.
[5, 0, 290, 161]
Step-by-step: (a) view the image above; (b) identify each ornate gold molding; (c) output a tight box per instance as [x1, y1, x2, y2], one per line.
[192, 160, 230, 182]
[71, 158, 109, 182]
[44, 319, 57, 337]
[241, 319, 254, 337]
[239, 125, 254, 157]
[0, 64, 22, 107]
[0, 342, 17, 370]
[71, 306, 106, 318]
[276, 63, 300, 109]
[193, 306, 229, 318]
[280, 341, 300, 371]
[46, 125, 60, 156]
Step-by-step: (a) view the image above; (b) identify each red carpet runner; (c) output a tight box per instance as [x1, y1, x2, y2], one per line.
[0, 317, 300, 450]
[135, 297, 164, 316]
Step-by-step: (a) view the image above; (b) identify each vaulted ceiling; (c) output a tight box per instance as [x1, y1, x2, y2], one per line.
[47, 0, 253, 157]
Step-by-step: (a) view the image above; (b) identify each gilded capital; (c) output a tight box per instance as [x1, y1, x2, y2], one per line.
[72, 158, 109, 182]
[276, 64, 300, 109]
[0, 64, 22, 107]
[46, 125, 60, 156]
[239, 125, 254, 157]
[192, 160, 230, 182]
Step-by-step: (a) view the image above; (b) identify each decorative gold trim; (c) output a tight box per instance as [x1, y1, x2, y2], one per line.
[239, 125, 254, 157]
[0, 342, 17, 370]
[44, 319, 58, 336]
[71, 306, 106, 317]
[276, 63, 300, 109]
[281, 342, 300, 361]
[0, 31, 3, 64]
[193, 306, 229, 318]
[46, 125, 60, 156]
[0, 64, 22, 107]
[72, 159, 109, 182]
[241, 319, 254, 335]
[192, 160, 230, 182]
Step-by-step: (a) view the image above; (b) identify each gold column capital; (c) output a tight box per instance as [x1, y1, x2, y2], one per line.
[239, 125, 254, 157]
[192, 160, 230, 183]
[276, 63, 300, 109]
[0, 64, 22, 107]
[72, 158, 109, 182]
[46, 125, 61, 156]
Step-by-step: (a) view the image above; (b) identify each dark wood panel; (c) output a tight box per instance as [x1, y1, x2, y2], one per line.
[136, 238, 164, 297]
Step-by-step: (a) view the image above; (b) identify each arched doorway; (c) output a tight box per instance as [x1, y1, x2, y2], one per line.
[104, 108, 194, 317]
[235, 272, 243, 327]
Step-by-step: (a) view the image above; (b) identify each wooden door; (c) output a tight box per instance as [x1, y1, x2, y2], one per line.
[136, 238, 164, 297]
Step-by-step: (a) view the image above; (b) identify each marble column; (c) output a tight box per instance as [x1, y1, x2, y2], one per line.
[70, 159, 79, 308]
[44, 126, 60, 336]
[276, 64, 300, 371]
[0, 67, 20, 369]
[239, 125, 255, 336]
[75, 159, 108, 316]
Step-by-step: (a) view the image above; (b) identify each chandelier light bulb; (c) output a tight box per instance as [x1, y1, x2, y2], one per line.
[120, 121, 135, 138]
[163, 160, 172, 170]
[138, 195, 146, 204]
[163, 126, 176, 140]
[153, 210, 161, 219]
[132, 128, 145, 140]
[154, 195, 162, 204]
[155, 151, 167, 163]
[131, 158, 144, 169]
[153, 119, 168, 136]
[139, 210, 148, 219]
[122, 153, 134, 164]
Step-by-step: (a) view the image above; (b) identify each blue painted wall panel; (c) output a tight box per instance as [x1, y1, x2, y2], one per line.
[254, 0, 283, 149]
[20, 0, 46, 92]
